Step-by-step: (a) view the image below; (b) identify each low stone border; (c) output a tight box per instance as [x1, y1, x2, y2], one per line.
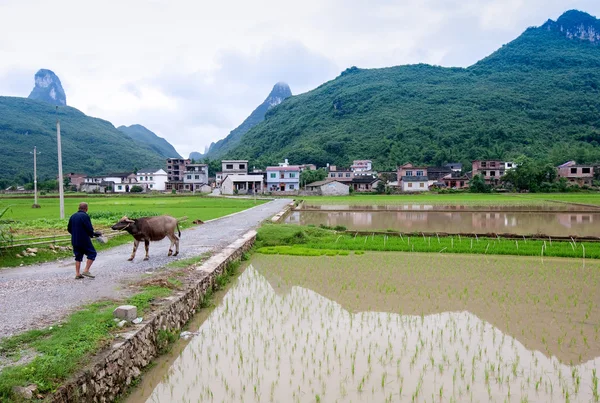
[50, 230, 257, 403]
[271, 201, 295, 223]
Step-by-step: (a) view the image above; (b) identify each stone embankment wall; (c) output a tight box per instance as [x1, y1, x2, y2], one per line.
[50, 230, 257, 403]
[270, 201, 294, 223]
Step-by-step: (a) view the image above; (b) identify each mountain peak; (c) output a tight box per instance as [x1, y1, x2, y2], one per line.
[267, 82, 292, 108]
[27, 69, 67, 106]
[542, 10, 600, 42]
[203, 82, 293, 158]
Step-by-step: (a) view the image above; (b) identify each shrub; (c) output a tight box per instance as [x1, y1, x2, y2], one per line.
[130, 185, 143, 193]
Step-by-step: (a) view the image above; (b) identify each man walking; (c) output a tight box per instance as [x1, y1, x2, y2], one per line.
[67, 202, 101, 279]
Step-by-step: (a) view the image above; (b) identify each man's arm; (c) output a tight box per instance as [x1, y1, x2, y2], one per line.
[67, 217, 72, 234]
[84, 215, 95, 237]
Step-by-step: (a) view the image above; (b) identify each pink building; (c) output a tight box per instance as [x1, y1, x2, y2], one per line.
[472, 160, 505, 185]
[557, 161, 593, 186]
[327, 165, 354, 182]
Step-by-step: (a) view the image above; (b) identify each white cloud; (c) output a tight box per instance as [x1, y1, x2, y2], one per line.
[1, 0, 600, 157]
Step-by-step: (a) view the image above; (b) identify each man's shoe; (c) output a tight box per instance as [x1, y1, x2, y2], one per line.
[82, 272, 95, 278]
[75, 275, 84, 279]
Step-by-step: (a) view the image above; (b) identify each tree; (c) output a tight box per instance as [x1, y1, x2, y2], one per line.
[130, 185, 144, 193]
[300, 168, 327, 187]
[469, 175, 490, 193]
[502, 160, 560, 192]
[375, 181, 386, 194]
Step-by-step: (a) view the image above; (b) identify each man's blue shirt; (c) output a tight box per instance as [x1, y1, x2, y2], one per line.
[67, 210, 95, 248]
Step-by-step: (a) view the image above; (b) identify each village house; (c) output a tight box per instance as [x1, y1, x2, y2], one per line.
[220, 174, 264, 195]
[350, 175, 380, 192]
[266, 160, 300, 192]
[216, 160, 248, 187]
[472, 160, 505, 185]
[166, 158, 190, 181]
[81, 176, 112, 193]
[397, 163, 429, 192]
[136, 168, 168, 191]
[305, 179, 350, 196]
[104, 173, 138, 193]
[442, 172, 471, 189]
[327, 165, 354, 182]
[183, 164, 210, 192]
[299, 163, 317, 171]
[66, 173, 86, 190]
[81, 172, 137, 193]
[165, 158, 191, 191]
[351, 160, 373, 172]
[444, 163, 463, 172]
[557, 161, 594, 186]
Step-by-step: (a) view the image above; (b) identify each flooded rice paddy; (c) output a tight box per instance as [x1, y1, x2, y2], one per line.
[286, 205, 600, 237]
[128, 253, 600, 402]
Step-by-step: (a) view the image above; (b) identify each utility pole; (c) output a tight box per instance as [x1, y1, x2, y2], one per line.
[31, 146, 41, 207]
[56, 106, 65, 219]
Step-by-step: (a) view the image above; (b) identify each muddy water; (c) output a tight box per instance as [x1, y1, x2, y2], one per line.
[128, 253, 600, 403]
[286, 210, 600, 236]
[302, 204, 595, 211]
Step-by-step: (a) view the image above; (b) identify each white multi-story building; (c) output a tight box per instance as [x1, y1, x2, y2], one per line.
[137, 169, 168, 191]
[217, 160, 248, 187]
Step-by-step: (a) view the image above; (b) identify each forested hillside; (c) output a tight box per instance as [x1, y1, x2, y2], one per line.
[223, 10, 600, 170]
[0, 97, 165, 184]
[118, 124, 181, 159]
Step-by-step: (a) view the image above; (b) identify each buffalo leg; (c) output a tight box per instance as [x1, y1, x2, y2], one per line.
[167, 233, 179, 256]
[128, 239, 139, 261]
[143, 240, 150, 261]
[167, 234, 174, 256]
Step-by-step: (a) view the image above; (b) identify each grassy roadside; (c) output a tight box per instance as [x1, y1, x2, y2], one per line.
[0, 252, 244, 402]
[297, 193, 600, 206]
[0, 286, 173, 401]
[256, 224, 599, 259]
[0, 254, 216, 402]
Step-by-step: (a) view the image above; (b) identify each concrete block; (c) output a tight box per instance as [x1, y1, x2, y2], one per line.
[113, 305, 137, 321]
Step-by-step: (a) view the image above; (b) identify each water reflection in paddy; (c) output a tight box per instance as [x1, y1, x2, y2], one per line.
[286, 210, 600, 237]
[130, 253, 600, 403]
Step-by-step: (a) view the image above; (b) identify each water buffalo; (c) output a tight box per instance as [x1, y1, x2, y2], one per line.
[111, 215, 181, 261]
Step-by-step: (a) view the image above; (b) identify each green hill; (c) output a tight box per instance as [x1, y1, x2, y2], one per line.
[223, 10, 600, 170]
[0, 97, 165, 184]
[117, 124, 181, 159]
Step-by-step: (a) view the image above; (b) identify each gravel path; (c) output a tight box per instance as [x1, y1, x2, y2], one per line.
[0, 199, 291, 339]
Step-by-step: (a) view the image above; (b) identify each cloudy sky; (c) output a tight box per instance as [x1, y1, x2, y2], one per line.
[1, 0, 599, 157]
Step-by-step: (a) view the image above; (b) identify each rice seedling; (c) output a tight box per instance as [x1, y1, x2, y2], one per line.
[129, 250, 600, 403]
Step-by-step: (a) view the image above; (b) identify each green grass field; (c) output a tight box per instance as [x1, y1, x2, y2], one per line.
[256, 224, 599, 259]
[298, 193, 600, 206]
[1, 195, 265, 223]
